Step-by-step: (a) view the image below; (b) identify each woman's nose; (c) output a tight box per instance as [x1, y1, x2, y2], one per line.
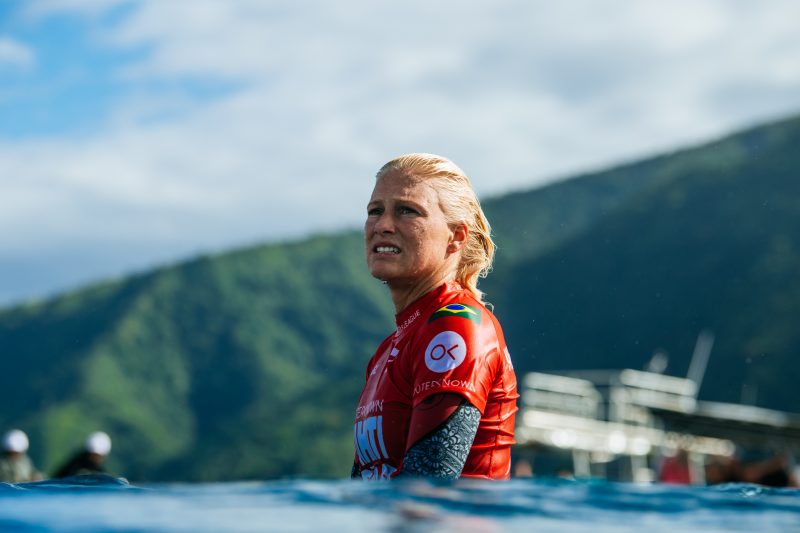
[373, 212, 395, 234]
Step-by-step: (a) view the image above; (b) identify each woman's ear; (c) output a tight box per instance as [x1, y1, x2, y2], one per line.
[447, 222, 469, 253]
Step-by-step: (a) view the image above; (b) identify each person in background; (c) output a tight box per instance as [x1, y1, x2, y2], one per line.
[53, 431, 112, 478]
[512, 457, 534, 478]
[706, 449, 799, 487]
[659, 448, 693, 484]
[0, 429, 43, 483]
[352, 153, 518, 481]
[704, 454, 742, 485]
[740, 451, 799, 488]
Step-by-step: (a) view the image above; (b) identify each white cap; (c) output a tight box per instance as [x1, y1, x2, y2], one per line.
[85, 431, 112, 455]
[2, 429, 29, 453]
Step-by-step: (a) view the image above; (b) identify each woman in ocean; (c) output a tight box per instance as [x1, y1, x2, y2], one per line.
[352, 153, 518, 480]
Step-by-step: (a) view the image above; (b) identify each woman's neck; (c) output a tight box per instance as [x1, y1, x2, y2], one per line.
[389, 273, 456, 314]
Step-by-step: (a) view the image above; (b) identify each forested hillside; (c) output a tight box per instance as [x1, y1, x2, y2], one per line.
[1, 114, 798, 481]
[492, 115, 800, 411]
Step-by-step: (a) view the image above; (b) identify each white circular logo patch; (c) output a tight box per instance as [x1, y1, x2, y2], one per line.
[424, 331, 467, 373]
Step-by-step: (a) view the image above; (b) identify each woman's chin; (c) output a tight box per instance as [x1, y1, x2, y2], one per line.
[371, 272, 395, 284]
[368, 265, 400, 283]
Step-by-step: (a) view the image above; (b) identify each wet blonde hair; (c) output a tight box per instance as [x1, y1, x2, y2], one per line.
[376, 153, 495, 302]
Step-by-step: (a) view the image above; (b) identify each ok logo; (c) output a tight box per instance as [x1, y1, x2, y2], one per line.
[424, 331, 467, 372]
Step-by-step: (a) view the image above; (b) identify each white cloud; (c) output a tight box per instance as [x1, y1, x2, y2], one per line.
[2, 0, 800, 303]
[0, 37, 35, 68]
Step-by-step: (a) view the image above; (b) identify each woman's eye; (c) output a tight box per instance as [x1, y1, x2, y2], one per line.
[398, 206, 417, 215]
[367, 207, 382, 216]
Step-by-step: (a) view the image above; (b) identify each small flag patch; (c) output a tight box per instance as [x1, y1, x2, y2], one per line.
[428, 303, 481, 324]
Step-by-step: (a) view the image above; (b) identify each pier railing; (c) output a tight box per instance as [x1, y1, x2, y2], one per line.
[516, 369, 800, 482]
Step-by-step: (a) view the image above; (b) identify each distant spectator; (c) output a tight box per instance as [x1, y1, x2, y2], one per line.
[705, 454, 742, 485]
[659, 449, 692, 485]
[53, 431, 112, 478]
[512, 458, 533, 478]
[703, 450, 800, 487]
[0, 429, 43, 483]
[740, 452, 798, 488]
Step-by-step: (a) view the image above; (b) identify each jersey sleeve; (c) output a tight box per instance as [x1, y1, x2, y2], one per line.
[407, 304, 501, 413]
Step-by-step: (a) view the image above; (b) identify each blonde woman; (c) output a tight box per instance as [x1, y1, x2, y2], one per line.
[353, 154, 518, 480]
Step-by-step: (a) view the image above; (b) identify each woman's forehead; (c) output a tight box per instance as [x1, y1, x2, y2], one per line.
[371, 172, 438, 203]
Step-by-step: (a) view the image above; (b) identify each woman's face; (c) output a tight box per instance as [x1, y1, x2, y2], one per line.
[365, 171, 459, 288]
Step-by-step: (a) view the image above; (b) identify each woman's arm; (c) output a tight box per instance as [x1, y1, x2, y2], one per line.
[396, 393, 481, 479]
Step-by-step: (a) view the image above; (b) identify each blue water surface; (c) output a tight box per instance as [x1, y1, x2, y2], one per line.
[1, 475, 799, 532]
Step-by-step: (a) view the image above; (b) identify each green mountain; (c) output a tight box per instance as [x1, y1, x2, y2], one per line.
[493, 116, 800, 410]
[1, 114, 798, 481]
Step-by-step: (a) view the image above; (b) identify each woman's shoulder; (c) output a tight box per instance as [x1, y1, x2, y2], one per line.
[435, 282, 498, 320]
[413, 284, 501, 340]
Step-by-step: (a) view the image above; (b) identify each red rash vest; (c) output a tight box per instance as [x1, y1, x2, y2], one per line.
[353, 281, 518, 480]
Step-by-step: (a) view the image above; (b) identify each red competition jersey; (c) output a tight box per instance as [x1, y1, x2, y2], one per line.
[354, 281, 518, 480]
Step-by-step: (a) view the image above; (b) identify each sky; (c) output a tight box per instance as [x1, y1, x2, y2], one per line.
[1, 0, 800, 305]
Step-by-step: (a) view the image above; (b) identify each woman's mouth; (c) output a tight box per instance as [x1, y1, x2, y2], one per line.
[375, 246, 401, 254]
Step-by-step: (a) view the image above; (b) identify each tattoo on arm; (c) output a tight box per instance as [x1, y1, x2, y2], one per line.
[397, 401, 481, 479]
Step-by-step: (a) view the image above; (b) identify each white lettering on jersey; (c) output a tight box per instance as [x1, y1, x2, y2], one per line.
[414, 378, 476, 395]
[424, 331, 467, 373]
[395, 309, 421, 339]
[354, 415, 389, 465]
[356, 399, 384, 418]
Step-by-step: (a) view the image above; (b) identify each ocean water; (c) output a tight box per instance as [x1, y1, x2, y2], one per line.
[1, 475, 799, 532]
